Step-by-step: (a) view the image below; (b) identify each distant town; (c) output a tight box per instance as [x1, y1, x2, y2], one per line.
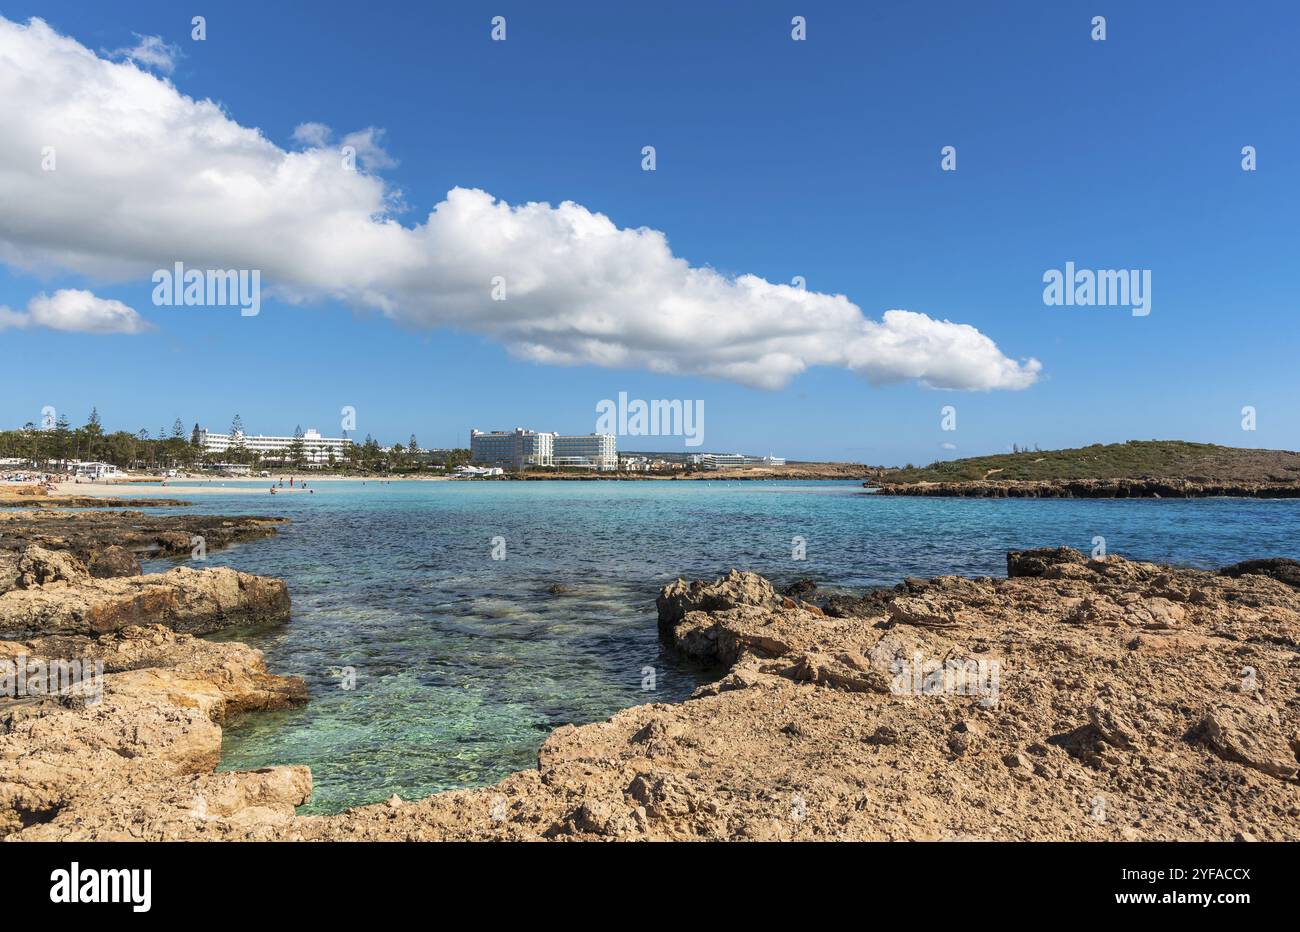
[0, 411, 786, 479]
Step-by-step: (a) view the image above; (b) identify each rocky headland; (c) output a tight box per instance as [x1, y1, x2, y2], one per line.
[871, 478, 1300, 498]
[7, 529, 1296, 841]
[870, 440, 1300, 498]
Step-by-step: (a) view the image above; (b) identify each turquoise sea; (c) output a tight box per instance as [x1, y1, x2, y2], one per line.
[141, 479, 1300, 813]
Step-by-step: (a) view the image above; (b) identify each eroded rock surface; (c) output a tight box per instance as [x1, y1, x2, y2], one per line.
[0, 509, 286, 595]
[0, 532, 304, 839]
[0, 546, 289, 637]
[19, 548, 1295, 842]
[1, 624, 306, 836]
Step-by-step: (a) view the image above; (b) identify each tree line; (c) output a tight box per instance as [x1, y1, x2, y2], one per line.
[0, 409, 470, 474]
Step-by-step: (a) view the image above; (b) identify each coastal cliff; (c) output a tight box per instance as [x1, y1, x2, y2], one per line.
[11, 538, 1296, 841]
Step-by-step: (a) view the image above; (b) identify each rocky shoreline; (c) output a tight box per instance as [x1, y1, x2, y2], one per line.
[0, 508, 285, 583]
[870, 477, 1300, 498]
[5, 507, 1297, 839]
[0, 504, 307, 838]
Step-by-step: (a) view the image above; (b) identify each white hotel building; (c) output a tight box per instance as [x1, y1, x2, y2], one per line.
[470, 429, 616, 471]
[687, 453, 786, 469]
[196, 428, 352, 465]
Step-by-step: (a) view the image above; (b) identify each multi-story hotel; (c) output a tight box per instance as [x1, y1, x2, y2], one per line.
[552, 433, 617, 470]
[470, 428, 616, 471]
[196, 427, 352, 465]
[468, 429, 553, 470]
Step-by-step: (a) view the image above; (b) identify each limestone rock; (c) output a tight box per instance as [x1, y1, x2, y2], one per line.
[87, 545, 142, 579]
[16, 545, 88, 588]
[656, 570, 779, 634]
[1190, 704, 1299, 781]
[0, 565, 290, 637]
[1007, 547, 1087, 578]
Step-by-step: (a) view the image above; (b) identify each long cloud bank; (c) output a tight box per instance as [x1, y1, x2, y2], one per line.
[0, 16, 1041, 391]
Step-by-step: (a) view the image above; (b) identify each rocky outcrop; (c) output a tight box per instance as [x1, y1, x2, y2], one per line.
[656, 569, 783, 636]
[0, 509, 286, 594]
[16, 545, 88, 588]
[87, 545, 142, 579]
[0, 624, 306, 836]
[15, 546, 1295, 842]
[0, 505, 307, 841]
[871, 478, 1300, 498]
[1007, 546, 1089, 578]
[1218, 557, 1300, 588]
[17, 766, 313, 841]
[0, 550, 290, 637]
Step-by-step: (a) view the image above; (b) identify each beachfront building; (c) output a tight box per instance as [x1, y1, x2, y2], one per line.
[469, 429, 554, 470]
[687, 453, 786, 470]
[195, 427, 351, 466]
[470, 429, 617, 471]
[73, 461, 125, 480]
[552, 433, 617, 471]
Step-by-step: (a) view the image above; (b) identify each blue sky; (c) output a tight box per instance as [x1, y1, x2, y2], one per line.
[1, 0, 1297, 463]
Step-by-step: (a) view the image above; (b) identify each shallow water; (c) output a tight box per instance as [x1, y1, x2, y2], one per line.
[141, 479, 1300, 813]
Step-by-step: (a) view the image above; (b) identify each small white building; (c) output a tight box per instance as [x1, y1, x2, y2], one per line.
[454, 464, 504, 477]
[73, 462, 125, 480]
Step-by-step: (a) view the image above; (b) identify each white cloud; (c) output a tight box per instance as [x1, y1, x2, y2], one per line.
[106, 34, 180, 74]
[291, 122, 332, 147]
[0, 289, 152, 334]
[0, 16, 1041, 391]
[0, 306, 28, 330]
